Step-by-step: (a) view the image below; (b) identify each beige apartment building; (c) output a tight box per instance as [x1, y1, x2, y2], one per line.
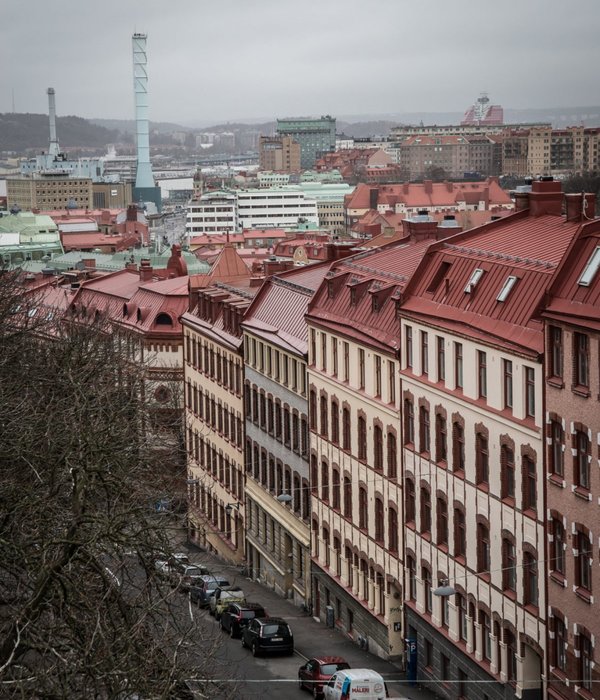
[259, 135, 301, 173]
[7, 175, 93, 211]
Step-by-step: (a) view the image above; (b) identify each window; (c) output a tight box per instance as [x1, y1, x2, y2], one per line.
[523, 456, 537, 512]
[422, 567, 432, 614]
[332, 469, 340, 510]
[320, 395, 328, 438]
[388, 361, 396, 404]
[454, 508, 466, 558]
[477, 351, 487, 398]
[575, 528, 592, 592]
[501, 445, 515, 500]
[549, 326, 563, 378]
[373, 425, 383, 471]
[404, 398, 415, 445]
[343, 342, 350, 381]
[310, 456, 318, 494]
[578, 245, 600, 286]
[549, 420, 564, 477]
[551, 518, 566, 575]
[331, 400, 339, 444]
[574, 430, 590, 490]
[497, 275, 517, 301]
[454, 342, 463, 389]
[475, 432, 489, 485]
[342, 407, 351, 450]
[420, 331, 429, 375]
[358, 487, 368, 530]
[505, 631, 517, 683]
[480, 611, 491, 661]
[525, 367, 535, 417]
[357, 416, 367, 460]
[387, 432, 397, 478]
[405, 326, 413, 368]
[406, 479, 415, 523]
[452, 421, 465, 473]
[343, 477, 352, 518]
[477, 523, 490, 574]
[457, 594, 467, 642]
[503, 359, 513, 409]
[420, 487, 431, 535]
[502, 539, 517, 592]
[436, 497, 448, 546]
[375, 498, 384, 542]
[579, 632, 593, 691]
[309, 390, 317, 430]
[574, 332, 589, 387]
[553, 617, 567, 671]
[388, 507, 398, 552]
[332, 338, 338, 376]
[358, 349, 365, 389]
[524, 552, 538, 607]
[321, 332, 327, 371]
[419, 406, 430, 453]
[375, 355, 382, 396]
[435, 413, 447, 463]
[310, 329, 316, 365]
[436, 336, 445, 381]
[407, 556, 416, 601]
[321, 461, 329, 502]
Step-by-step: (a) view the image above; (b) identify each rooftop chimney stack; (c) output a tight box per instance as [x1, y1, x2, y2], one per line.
[132, 33, 154, 189]
[47, 88, 60, 157]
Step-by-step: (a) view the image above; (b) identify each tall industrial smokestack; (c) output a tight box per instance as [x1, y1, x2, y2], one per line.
[132, 33, 154, 189]
[47, 87, 60, 157]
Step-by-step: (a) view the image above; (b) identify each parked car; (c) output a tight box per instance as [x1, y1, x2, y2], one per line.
[299, 657, 351, 698]
[172, 564, 211, 591]
[209, 586, 246, 619]
[189, 576, 230, 607]
[241, 616, 293, 657]
[219, 602, 266, 638]
[323, 669, 387, 700]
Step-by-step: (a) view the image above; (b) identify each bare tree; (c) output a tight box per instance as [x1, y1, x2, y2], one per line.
[0, 270, 229, 699]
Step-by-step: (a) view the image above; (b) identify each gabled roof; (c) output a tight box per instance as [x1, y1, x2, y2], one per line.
[189, 244, 252, 290]
[242, 262, 331, 355]
[400, 208, 587, 354]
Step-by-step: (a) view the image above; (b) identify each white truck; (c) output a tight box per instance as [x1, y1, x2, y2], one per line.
[323, 668, 388, 700]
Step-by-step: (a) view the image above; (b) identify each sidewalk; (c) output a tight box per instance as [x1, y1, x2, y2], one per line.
[176, 535, 440, 700]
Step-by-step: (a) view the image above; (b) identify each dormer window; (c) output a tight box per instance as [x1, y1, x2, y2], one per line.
[497, 276, 518, 302]
[464, 268, 484, 294]
[372, 295, 380, 312]
[350, 288, 356, 305]
[155, 312, 173, 326]
[578, 246, 600, 287]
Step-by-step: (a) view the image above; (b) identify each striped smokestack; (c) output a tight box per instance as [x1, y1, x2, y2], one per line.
[132, 33, 154, 189]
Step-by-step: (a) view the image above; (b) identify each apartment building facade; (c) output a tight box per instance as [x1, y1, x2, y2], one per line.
[259, 135, 301, 173]
[185, 190, 237, 235]
[396, 179, 586, 700]
[7, 175, 93, 211]
[242, 264, 330, 605]
[542, 193, 600, 700]
[277, 116, 337, 169]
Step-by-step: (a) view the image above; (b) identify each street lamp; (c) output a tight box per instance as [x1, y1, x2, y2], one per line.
[225, 502, 240, 515]
[433, 579, 456, 597]
[276, 492, 292, 504]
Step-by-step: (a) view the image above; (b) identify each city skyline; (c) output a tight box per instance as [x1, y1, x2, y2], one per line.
[2, 0, 600, 125]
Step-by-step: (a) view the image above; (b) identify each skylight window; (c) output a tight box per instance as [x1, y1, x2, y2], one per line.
[496, 276, 518, 302]
[577, 246, 600, 287]
[464, 268, 484, 293]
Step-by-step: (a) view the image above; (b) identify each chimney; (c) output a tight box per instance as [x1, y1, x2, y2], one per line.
[444, 180, 453, 193]
[47, 88, 60, 157]
[369, 187, 379, 210]
[565, 192, 596, 222]
[514, 191, 530, 212]
[403, 182, 409, 194]
[424, 180, 433, 194]
[126, 204, 138, 222]
[405, 218, 438, 242]
[263, 258, 294, 276]
[529, 177, 563, 217]
[139, 258, 153, 282]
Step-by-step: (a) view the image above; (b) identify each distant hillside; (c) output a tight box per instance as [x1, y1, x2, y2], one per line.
[90, 118, 189, 135]
[0, 113, 125, 153]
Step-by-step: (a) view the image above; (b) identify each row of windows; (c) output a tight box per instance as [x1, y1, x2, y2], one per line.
[245, 336, 306, 396]
[404, 398, 539, 512]
[311, 459, 400, 552]
[404, 328, 536, 418]
[187, 431, 244, 500]
[245, 439, 309, 521]
[246, 384, 309, 456]
[191, 485, 242, 546]
[547, 418, 597, 491]
[185, 335, 242, 396]
[549, 613, 595, 690]
[549, 517, 594, 597]
[186, 382, 243, 448]
[548, 325, 595, 392]
[310, 391, 398, 476]
[309, 331, 397, 404]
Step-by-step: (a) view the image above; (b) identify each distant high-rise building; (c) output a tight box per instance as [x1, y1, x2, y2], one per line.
[276, 116, 336, 169]
[259, 135, 301, 173]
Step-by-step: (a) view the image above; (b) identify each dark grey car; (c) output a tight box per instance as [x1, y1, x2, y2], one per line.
[189, 576, 230, 606]
[219, 602, 266, 638]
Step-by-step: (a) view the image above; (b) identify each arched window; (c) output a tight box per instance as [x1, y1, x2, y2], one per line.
[375, 498, 384, 543]
[342, 407, 351, 450]
[357, 416, 367, 460]
[155, 312, 173, 326]
[358, 487, 368, 529]
[405, 478, 415, 524]
[387, 432, 397, 478]
[388, 507, 398, 552]
[373, 424, 383, 470]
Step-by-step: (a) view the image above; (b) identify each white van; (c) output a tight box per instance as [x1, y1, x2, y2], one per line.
[323, 668, 388, 700]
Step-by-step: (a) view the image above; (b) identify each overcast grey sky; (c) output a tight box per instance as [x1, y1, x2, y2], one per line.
[2, 0, 599, 125]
